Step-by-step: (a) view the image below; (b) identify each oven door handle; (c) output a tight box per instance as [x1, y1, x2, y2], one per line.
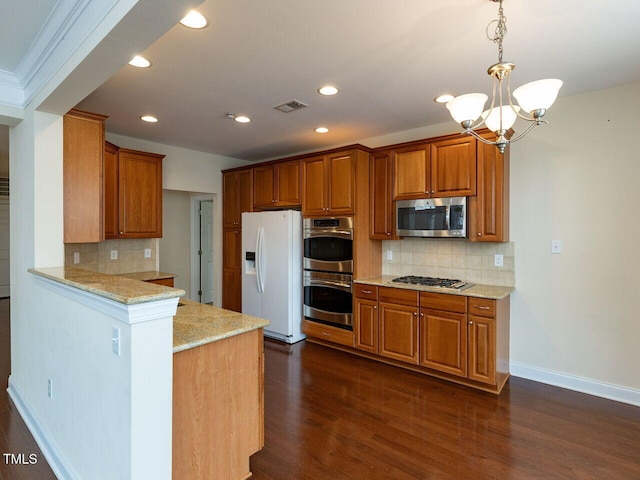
[304, 229, 353, 239]
[304, 278, 352, 292]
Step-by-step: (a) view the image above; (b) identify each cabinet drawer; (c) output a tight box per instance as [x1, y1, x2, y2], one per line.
[468, 298, 496, 318]
[379, 286, 418, 306]
[146, 277, 174, 288]
[302, 320, 354, 347]
[354, 284, 378, 300]
[419, 292, 467, 313]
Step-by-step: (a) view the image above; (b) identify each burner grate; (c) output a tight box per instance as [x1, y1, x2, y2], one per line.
[391, 275, 472, 290]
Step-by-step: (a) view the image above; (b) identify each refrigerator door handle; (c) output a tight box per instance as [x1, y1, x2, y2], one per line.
[256, 226, 266, 293]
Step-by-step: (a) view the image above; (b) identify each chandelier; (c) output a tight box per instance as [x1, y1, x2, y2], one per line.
[442, 0, 562, 153]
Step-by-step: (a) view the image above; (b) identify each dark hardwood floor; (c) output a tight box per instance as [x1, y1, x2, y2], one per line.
[251, 338, 640, 480]
[2, 297, 639, 479]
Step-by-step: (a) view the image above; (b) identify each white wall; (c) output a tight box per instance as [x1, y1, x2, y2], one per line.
[107, 133, 250, 306]
[357, 81, 640, 403]
[159, 190, 193, 297]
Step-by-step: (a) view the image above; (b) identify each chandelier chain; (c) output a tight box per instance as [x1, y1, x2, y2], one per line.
[486, 0, 507, 62]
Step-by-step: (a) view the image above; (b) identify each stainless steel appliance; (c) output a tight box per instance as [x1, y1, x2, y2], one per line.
[303, 217, 354, 329]
[303, 271, 352, 328]
[390, 275, 474, 291]
[396, 197, 467, 238]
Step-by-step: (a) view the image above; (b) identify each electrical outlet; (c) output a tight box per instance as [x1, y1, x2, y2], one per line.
[110, 250, 118, 260]
[386, 250, 393, 261]
[551, 240, 562, 254]
[73, 252, 80, 264]
[494, 254, 504, 267]
[112, 327, 121, 356]
[144, 248, 152, 259]
[47, 379, 52, 399]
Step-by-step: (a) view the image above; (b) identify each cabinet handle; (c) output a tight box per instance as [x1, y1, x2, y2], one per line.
[321, 332, 331, 337]
[362, 289, 372, 294]
[473, 305, 490, 310]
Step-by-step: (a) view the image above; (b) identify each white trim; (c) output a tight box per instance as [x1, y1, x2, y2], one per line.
[33, 275, 178, 324]
[510, 361, 640, 407]
[7, 377, 80, 480]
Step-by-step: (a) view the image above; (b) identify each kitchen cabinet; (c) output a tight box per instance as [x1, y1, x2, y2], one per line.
[223, 169, 253, 228]
[115, 148, 164, 238]
[419, 292, 468, 377]
[253, 160, 301, 209]
[222, 169, 253, 312]
[369, 151, 394, 239]
[302, 319, 354, 347]
[222, 227, 242, 312]
[378, 287, 419, 365]
[354, 284, 379, 353]
[63, 109, 108, 243]
[145, 277, 175, 288]
[469, 135, 510, 242]
[302, 150, 356, 216]
[103, 141, 119, 239]
[467, 297, 499, 384]
[392, 136, 476, 200]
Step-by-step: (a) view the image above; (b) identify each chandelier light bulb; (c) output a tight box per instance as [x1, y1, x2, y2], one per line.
[482, 105, 520, 133]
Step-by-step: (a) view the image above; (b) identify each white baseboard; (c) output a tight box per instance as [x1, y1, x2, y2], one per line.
[510, 362, 640, 407]
[7, 376, 78, 479]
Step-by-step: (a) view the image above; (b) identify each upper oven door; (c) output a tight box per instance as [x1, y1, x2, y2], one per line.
[303, 218, 353, 273]
[396, 197, 466, 238]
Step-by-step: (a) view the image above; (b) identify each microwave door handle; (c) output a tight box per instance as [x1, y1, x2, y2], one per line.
[445, 206, 451, 231]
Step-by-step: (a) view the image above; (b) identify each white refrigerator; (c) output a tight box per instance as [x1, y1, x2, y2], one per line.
[241, 210, 305, 343]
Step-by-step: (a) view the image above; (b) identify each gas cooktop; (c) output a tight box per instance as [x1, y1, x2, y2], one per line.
[390, 275, 474, 290]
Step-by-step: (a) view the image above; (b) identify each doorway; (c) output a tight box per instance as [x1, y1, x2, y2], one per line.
[198, 199, 214, 304]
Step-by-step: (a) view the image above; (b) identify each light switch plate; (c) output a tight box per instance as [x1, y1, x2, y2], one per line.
[110, 250, 118, 260]
[73, 252, 80, 264]
[144, 248, 152, 259]
[386, 250, 393, 261]
[551, 240, 562, 254]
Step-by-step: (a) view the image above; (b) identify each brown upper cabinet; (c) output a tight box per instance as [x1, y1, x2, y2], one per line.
[369, 151, 394, 239]
[469, 135, 509, 242]
[302, 150, 356, 216]
[223, 169, 253, 228]
[253, 160, 301, 209]
[393, 136, 476, 200]
[115, 148, 164, 239]
[63, 109, 108, 243]
[103, 141, 120, 239]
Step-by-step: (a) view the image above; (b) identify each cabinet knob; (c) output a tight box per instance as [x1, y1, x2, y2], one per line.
[120, 231, 123, 235]
[420, 313, 424, 317]
[469, 321, 474, 325]
[477, 233, 482, 236]
[374, 306, 377, 309]
[387, 233, 391, 236]
[413, 312, 417, 316]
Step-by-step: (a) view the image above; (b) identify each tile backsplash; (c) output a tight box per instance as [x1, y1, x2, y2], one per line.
[382, 238, 515, 287]
[64, 238, 158, 274]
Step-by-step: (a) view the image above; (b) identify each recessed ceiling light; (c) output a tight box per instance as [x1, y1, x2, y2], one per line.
[180, 10, 208, 29]
[234, 115, 251, 124]
[140, 115, 158, 123]
[434, 94, 455, 104]
[314, 127, 329, 133]
[318, 86, 339, 96]
[129, 55, 151, 68]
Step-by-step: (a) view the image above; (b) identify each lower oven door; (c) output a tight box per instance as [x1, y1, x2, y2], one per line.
[303, 271, 353, 329]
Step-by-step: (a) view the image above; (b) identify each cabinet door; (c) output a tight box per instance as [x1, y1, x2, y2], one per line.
[355, 298, 378, 353]
[275, 160, 301, 206]
[223, 171, 241, 227]
[253, 165, 275, 208]
[379, 302, 419, 364]
[468, 315, 496, 385]
[370, 152, 393, 239]
[469, 138, 509, 242]
[430, 137, 476, 197]
[103, 141, 119, 239]
[393, 145, 430, 200]
[419, 309, 468, 377]
[302, 155, 328, 216]
[222, 228, 242, 312]
[63, 110, 107, 243]
[118, 149, 163, 238]
[327, 152, 355, 215]
[238, 169, 253, 217]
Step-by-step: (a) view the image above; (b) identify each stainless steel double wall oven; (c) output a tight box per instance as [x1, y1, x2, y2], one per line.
[303, 217, 354, 330]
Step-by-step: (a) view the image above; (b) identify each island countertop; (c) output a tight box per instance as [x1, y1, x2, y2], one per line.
[172, 299, 269, 353]
[29, 266, 185, 304]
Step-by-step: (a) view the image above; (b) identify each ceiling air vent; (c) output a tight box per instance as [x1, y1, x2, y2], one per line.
[273, 100, 308, 113]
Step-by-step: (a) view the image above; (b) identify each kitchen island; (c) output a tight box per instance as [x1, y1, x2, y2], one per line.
[27, 267, 268, 480]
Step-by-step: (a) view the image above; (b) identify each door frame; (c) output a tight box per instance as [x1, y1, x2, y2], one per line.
[190, 194, 215, 302]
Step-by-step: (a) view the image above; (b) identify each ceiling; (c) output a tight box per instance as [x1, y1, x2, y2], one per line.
[6, 0, 640, 161]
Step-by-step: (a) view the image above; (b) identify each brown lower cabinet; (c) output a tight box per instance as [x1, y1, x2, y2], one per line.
[308, 284, 510, 394]
[222, 227, 242, 312]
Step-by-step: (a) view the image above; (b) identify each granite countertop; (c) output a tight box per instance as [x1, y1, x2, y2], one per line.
[117, 271, 177, 282]
[173, 299, 270, 353]
[356, 275, 513, 300]
[29, 266, 185, 305]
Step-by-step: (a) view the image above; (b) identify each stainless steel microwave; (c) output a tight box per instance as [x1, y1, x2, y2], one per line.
[396, 197, 467, 238]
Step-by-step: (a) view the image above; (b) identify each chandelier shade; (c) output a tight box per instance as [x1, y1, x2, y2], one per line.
[439, 0, 562, 153]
